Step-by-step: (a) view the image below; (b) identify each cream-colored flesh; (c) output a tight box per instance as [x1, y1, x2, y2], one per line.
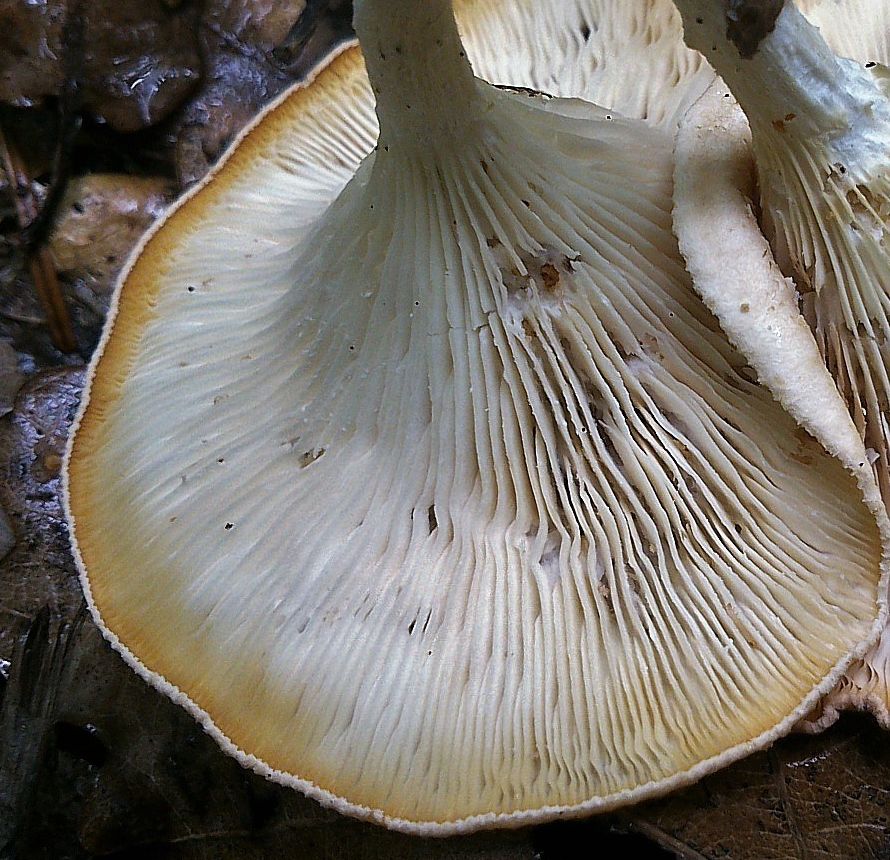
[672, 81, 884, 494]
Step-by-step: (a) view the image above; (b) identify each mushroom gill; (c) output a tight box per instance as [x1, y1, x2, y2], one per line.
[672, 0, 890, 730]
[64, 0, 886, 833]
[674, 0, 890, 497]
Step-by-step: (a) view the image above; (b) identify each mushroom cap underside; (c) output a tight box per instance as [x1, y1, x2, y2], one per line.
[797, 0, 890, 65]
[674, 0, 890, 730]
[66, 0, 886, 835]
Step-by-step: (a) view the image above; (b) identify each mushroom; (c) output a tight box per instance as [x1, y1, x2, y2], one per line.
[672, 82, 885, 512]
[803, 617, 890, 731]
[673, 0, 890, 494]
[670, 0, 890, 727]
[797, 0, 889, 66]
[65, 0, 887, 833]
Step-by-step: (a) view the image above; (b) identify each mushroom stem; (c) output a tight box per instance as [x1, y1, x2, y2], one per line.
[674, 0, 890, 500]
[674, 0, 890, 158]
[353, 0, 480, 150]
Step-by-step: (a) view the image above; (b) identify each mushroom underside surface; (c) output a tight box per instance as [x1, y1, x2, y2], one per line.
[674, 0, 890, 730]
[66, 0, 886, 834]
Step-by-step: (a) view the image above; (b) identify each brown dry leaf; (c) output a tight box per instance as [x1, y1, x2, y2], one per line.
[0, 368, 85, 658]
[49, 172, 173, 299]
[623, 719, 890, 859]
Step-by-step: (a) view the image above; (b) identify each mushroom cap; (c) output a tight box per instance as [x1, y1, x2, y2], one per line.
[673, 0, 890, 729]
[797, 0, 890, 64]
[675, 0, 890, 494]
[65, 0, 886, 834]
[672, 80, 885, 495]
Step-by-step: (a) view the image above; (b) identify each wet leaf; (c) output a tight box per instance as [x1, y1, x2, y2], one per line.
[0, 170, 170, 371]
[49, 172, 173, 301]
[0, 368, 85, 657]
[0, 0, 202, 133]
[77, 0, 203, 133]
[0, 0, 67, 110]
[172, 0, 352, 186]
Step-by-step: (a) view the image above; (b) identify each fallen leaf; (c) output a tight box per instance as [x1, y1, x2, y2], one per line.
[0, 338, 24, 416]
[77, 0, 202, 132]
[173, 0, 352, 186]
[49, 172, 173, 300]
[0, 0, 201, 133]
[0, 503, 13, 562]
[1, 169, 171, 369]
[0, 0, 66, 109]
[622, 717, 890, 859]
[0, 367, 85, 658]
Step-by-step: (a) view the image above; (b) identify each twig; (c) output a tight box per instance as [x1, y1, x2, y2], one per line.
[0, 124, 76, 352]
[622, 817, 711, 860]
[19, 0, 84, 252]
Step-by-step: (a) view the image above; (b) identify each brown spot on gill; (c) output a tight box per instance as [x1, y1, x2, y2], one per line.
[770, 110, 798, 133]
[299, 448, 325, 468]
[791, 425, 819, 466]
[427, 504, 437, 534]
[846, 185, 889, 239]
[540, 262, 560, 292]
[596, 579, 615, 614]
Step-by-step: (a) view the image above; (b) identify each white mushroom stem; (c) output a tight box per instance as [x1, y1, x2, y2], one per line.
[673, 0, 890, 167]
[674, 0, 890, 498]
[354, 0, 480, 150]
